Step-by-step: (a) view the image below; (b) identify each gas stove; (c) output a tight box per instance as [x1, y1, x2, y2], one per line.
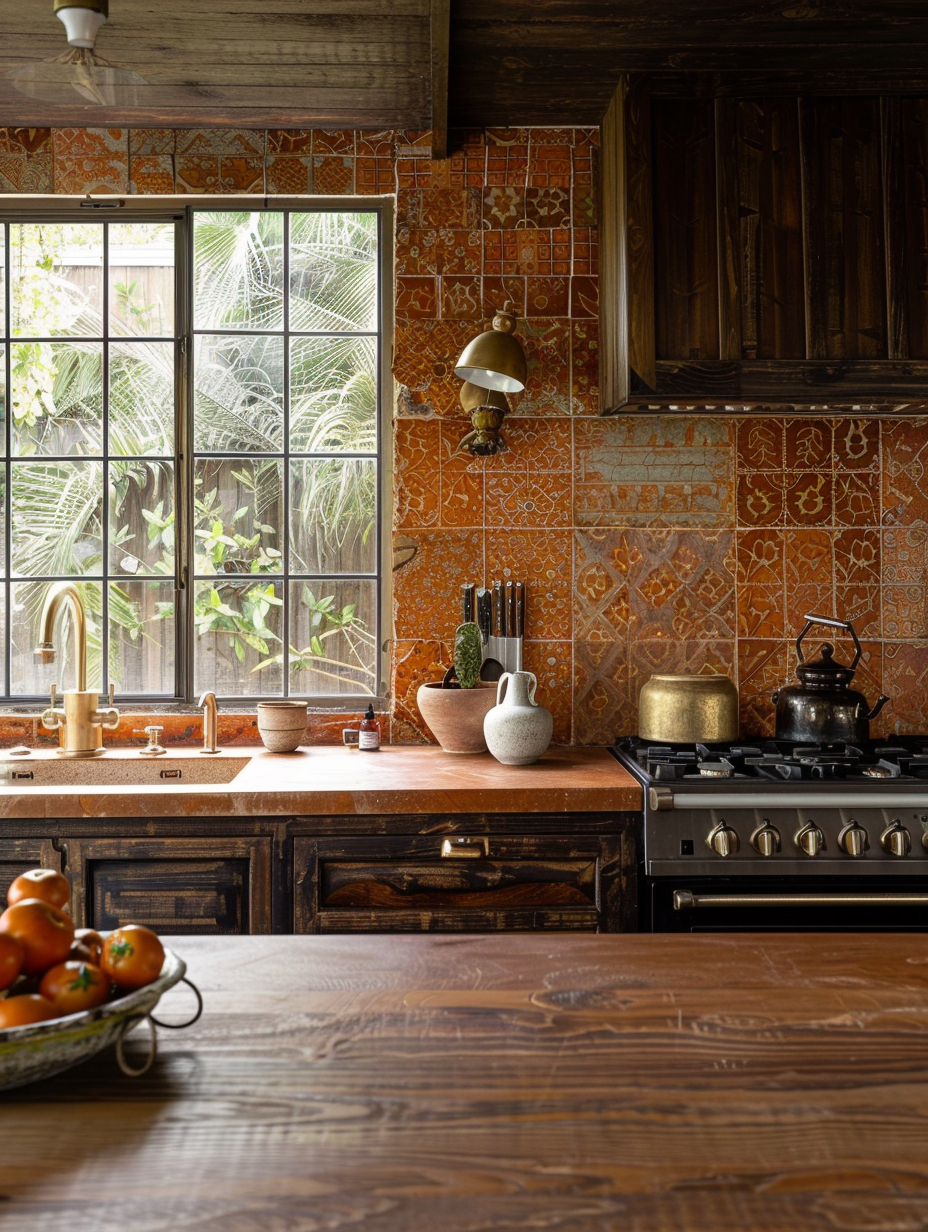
[610, 737, 928, 931]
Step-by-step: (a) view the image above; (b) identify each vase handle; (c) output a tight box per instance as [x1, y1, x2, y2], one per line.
[496, 672, 511, 706]
[526, 671, 538, 706]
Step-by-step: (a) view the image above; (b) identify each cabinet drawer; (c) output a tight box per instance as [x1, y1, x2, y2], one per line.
[294, 834, 622, 933]
[64, 838, 272, 934]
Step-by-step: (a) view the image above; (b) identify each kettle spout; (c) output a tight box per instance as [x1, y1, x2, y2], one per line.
[866, 693, 890, 721]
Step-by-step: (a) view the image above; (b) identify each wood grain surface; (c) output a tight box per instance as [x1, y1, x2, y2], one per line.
[2, 933, 928, 1231]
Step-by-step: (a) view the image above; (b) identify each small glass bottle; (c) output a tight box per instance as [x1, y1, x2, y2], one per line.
[358, 703, 381, 751]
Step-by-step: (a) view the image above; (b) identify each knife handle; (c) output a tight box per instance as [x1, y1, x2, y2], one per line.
[491, 581, 503, 638]
[504, 581, 514, 637]
[476, 589, 491, 645]
[514, 581, 525, 638]
[461, 583, 475, 625]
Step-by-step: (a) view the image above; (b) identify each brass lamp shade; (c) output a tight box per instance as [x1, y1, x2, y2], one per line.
[454, 308, 527, 393]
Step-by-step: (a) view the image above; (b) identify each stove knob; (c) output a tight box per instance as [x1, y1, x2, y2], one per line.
[751, 822, 780, 857]
[881, 820, 911, 858]
[795, 821, 825, 857]
[839, 824, 869, 858]
[706, 823, 739, 858]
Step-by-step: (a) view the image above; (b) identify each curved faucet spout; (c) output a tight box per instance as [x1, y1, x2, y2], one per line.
[34, 583, 87, 692]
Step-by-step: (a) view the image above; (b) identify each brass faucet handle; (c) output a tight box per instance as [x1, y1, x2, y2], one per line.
[133, 725, 166, 756]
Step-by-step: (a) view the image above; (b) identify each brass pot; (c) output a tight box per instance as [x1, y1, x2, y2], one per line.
[638, 674, 739, 743]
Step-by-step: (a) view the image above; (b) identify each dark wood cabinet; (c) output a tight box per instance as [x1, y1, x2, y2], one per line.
[63, 837, 273, 934]
[293, 831, 630, 933]
[0, 839, 62, 906]
[602, 76, 928, 409]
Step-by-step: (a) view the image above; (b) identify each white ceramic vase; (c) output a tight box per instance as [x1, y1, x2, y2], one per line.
[483, 671, 553, 766]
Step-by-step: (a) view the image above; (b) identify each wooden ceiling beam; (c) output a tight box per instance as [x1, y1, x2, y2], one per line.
[430, 0, 450, 159]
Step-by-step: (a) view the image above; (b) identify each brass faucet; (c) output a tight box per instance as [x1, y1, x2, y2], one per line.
[34, 582, 119, 758]
[199, 691, 219, 754]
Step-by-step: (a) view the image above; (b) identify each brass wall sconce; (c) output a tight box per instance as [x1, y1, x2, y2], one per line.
[454, 305, 526, 456]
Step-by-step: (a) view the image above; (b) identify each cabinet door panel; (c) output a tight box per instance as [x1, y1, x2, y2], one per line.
[68, 838, 272, 934]
[0, 840, 62, 907]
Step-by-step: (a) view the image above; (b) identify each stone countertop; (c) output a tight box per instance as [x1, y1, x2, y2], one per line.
[0, 744, 641, 818]
[5, 932, 928, 1232]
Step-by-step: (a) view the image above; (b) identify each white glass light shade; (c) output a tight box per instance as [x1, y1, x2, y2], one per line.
[454, 325, 527, 393]
[56, 5, 107, 48]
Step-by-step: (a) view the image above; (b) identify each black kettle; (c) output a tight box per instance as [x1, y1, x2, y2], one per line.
[771, 614, 890, 744]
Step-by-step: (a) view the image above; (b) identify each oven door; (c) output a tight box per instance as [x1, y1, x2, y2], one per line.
[650, 876, 928, 931]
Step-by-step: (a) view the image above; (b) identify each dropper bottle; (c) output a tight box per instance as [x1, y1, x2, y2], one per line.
[358, 703, 381, 751]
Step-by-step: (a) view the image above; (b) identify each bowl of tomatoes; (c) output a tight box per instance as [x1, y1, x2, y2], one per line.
[0, 869, 199, 1091]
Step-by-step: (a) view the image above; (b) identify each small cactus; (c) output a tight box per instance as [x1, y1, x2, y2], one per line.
[453, 621, 482, 689]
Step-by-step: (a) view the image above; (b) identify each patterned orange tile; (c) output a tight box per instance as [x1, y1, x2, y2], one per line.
[53, 156, 128, 194]
[266, 129, 312, 154]
[526, 276, 569, 317]
[486, 529, 573, 641]
[356, 156, 395, 194]
[738, 639, 787, 736]
[265, 156, 312, 194]
[882, 585, 926, 639]
[833, 418, 879, 470]
[128, 129, 176, 155]
[482, 275, 526, 318]
[0, 156, 52, 193]
[785, 419, 833, 470]
[313, 155, 355, 194]
[785, 584, 835, 637]
[883, 419, 928, 526]
[175, 157, 222, 193]
[484, 470, 572, 529]
[483, 186, 523, 228]
[516, 318, 570, 415]
[739, 585, 785, 638]
[573, 529, 630, 643]
[570, 276, 598, 319]
[400, 188, 481, 229]
[439, 275, 481, 320]
[836, 584, 881, 637]
[571, 319, 599, 415]
[576, 416, 735, 528]
[527, 142, 572, 187]
[882, 643, 928, 734]
[8, 128, 52, 154]
[484, 416, 572, 472]
[392, 529, 483, 640]
[220, 157, 264, 192]
[882, 528, 928, 583]
[128, 155, 174, 194]
[785, 472, 832, 525]
[356, 131, 395, 157]
[574, 639, 630, 745]
[626, 530, 735, 641]
[396, 275, 438, 322]
[392, 320, 475, 417]
[53, 128, 127, 156]
[738, 473, 784, 526]
[485, 144, 528, 188]
[312, 129, 356, 155]
[394, 418, 441, 530]
[521, 640, 573, 744]
[834, 528, 881, 584]
[524, 187, 571, 229]
[835, 471, 880, 526]
[439, 419, 484, 528]
[390, 638, 452, 744]
[784, 528, 833, 586]
[736, 418, 785, 471]
[736, 529, 784, 584]
[571, 227, 596, 275]
[395, 227, 481, 276]
[175, 128, 264, 156]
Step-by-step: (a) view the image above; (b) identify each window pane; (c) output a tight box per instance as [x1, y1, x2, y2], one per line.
[12, 340, 103, 456]
[194, 578, 283, 696]
[0, 229, 5, 336]
[110, 460, 174, 575]
[289, 579, 377, 696]
[11, 461, 103, 577]
[289, 336, 377, 454]
[290, 458, 376, 574]
[193, 212, 283, 332]
[12, 223, 103, 338]
[108, 222, 175, 337]
[194, 458, 282, 576]
[109, 341, 174, 455]
[11, 579, 102, 694]
[109, 580, 174, 695]
[194, 334, 283, 452]
[289, 211, 378, 332]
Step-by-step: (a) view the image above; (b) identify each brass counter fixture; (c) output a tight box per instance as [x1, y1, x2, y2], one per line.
[199, 690, 219, 753]
[34, 582, 120, 758]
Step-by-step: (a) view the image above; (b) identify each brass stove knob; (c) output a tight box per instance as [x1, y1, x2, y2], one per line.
[796, 821, 825, 857]
[751, 821, 780, 857]
[839, 823, 869, 858]
[881, 820, 911, 858]
[706, 823, 739, 858]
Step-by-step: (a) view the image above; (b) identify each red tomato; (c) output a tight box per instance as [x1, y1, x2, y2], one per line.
[0, 934, 23, 991]
[0, 994, 59, 1030]
[0, 899, 75, 976]
[7, 869, 70, 912]
[39, 961, 110, 1015]
[101, 925, 165, 991]
[69, 928, 104, 965]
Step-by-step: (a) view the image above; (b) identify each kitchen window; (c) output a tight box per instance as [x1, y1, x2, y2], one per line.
[0, 201, 390, 705]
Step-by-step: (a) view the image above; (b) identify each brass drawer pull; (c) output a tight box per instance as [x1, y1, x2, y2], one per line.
[441, 837, 489, 859]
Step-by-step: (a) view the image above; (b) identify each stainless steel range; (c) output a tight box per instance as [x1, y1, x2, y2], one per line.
[610, 737, 928, 931]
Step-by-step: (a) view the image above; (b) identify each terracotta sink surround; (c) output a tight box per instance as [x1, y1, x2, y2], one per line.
[0, 745, 640, 819]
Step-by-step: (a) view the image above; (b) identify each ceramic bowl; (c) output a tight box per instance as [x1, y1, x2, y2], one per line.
[256, 700, 308, 753]
[0, 947, 186, 1091]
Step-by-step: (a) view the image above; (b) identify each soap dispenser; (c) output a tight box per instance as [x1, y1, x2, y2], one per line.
[358, 703, 381, 751]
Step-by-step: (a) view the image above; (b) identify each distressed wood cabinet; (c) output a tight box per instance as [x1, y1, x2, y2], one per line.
[602, 74, 928, 409]
[0, 812, 638, 934]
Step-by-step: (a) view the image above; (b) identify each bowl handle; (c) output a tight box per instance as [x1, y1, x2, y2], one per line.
[150, 976, 203, 1030]
[115, 1013, 157, 1077]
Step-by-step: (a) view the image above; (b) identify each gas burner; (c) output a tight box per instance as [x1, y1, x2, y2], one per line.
[862, 764, 894, 778]
[698, 759, 735, 778]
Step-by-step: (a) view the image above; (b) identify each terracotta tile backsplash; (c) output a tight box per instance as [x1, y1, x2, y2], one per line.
[2, 125, 927, 745]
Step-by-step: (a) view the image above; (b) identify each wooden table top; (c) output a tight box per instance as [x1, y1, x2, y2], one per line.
[2, 932, 928, 1231]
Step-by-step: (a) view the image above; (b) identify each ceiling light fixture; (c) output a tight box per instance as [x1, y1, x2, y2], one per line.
[8, 0, 146, 107]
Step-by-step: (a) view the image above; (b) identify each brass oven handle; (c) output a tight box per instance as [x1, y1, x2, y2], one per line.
[441, 837, 489, 859]
[674, 890, 928, 910]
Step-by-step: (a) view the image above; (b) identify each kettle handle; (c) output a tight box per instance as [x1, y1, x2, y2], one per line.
[797, 613, 861, 673]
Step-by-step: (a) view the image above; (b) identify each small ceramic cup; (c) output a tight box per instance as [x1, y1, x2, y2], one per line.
[256, 701, 308, 753]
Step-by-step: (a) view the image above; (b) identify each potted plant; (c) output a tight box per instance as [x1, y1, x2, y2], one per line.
[416, 622, 497, 753]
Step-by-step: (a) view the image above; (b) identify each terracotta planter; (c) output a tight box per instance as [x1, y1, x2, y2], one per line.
[416, 681, 498, 754]
[256, 701, 308, 753]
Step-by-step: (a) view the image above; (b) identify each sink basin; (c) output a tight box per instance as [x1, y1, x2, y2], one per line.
[0, 755, 251, 787]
